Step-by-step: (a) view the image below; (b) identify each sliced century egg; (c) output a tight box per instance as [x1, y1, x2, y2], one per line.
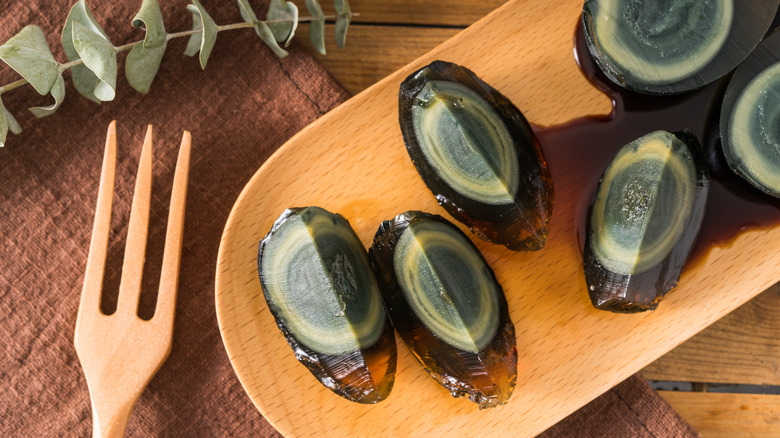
[257, 206, 396, 403]
[720, 29, 780, 198]
[398, 60, 553, 252]
[369, 211, 517, 408]
[584, 130, 709, 313]
[582, 0, 780, 95]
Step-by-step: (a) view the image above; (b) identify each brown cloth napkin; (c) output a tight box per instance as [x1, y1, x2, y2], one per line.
[0, 1, 699, 437]
[540, 376, 699, 438]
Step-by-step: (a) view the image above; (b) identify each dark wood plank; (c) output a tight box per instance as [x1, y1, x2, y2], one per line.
[660, 392, 780, 438]
[299, 24, 459, 95]
[318, 0, 510, 26]
[644, 285, 780, 386]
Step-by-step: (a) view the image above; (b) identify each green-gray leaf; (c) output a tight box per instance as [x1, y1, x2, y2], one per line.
[62, 0, 109, 103]
[30, 73, 65, 118]
[305, 0, 326, 55]
[334, 0, 350, 15]
[0, 114, 7, 147]
[267, 0, 298, 47]
[5, 106, 21, 135]
[0, 99, 8, 146]
[0, 25, 60, 95]
[236, 0, 288, 57]
[72, 21, 117, 101]
[0, 97, 22, 147]
[133, 0, 166, 49]
[127, 0, 167, 93]
[184, 0, 218, 69]
[183, 6, 202, 57]
[236, 0, 253, 23]
[126, 44, 166, 94]
[334, 0, 350, 48]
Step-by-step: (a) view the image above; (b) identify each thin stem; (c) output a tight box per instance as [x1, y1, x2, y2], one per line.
[114, 40, 142, 52]
[0, 77, 27, 94]
[60, 59, 83, 70]
[215, 14, 344, 32]
[215, 21, 256, 32]
[166, 29, 200, 41]
[0, 13, 357, 97]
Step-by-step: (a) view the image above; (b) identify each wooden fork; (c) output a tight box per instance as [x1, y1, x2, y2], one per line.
[75, 121, 190, 438]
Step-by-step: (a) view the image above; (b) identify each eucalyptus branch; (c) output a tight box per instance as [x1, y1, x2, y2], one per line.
[0, 0, 355, 146]
[218, 14, 349, 32]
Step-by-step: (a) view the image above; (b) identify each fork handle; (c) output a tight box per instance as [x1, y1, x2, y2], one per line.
[90, 395, 139, 438]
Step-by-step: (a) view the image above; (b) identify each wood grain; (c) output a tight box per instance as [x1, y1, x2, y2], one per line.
[215, 0, 780, 436]
[304, 12, 780, 394]
[319, 0, 509, 26]
[75, 125, 190, 438]
[660, 392, 780, 438]
[301, 25, 460, 95]
[644, 285, 780, 386]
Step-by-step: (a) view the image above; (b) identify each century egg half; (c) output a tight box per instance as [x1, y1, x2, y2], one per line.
[257, 206, 396, 403]
[582, 0, 780, 95]
[398, 60, 553, 252]
[585, 131, 709, 313]
[720, 29, 780, 198]
[369, 211, 517, 408]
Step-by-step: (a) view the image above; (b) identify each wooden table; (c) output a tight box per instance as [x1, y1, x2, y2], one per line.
[302, 1, 780, 436]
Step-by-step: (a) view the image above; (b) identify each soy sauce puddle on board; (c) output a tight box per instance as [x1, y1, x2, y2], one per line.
[535, 23, 780, 267]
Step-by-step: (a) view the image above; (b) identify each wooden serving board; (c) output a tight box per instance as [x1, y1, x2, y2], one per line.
[215, 0, 780, 436]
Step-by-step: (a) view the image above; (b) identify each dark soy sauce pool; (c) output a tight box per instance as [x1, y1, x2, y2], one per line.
[535, 23, 780, 266]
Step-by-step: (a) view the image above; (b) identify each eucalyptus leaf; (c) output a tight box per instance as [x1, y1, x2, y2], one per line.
[334, 0, 350, 15]
[305, 0, 326, 55]
[62, 0, 109, 103]
[236, 0, 288, 57]
[30, 73, 65, 118]
[0, 25, 60, 95]
[236, 0, 255, 24]
[184, 0, 218, 69]
[132, 0, 166, 48]
[127, 0, 167, 93]
[126, 44, 166, 94]
[183, 6, 202, 57]
[72, 21, 117, 101]
[334, 0, 351, 48]
[334, 15, 350, 48]
[267, 0, 298, 47]
[0, 97, 21, 147]
[0, 113, 7, 147]
[5, 104, 21, 134]
[0, 99, 8, 146]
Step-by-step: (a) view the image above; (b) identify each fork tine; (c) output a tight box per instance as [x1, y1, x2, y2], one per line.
[153, 131, 191, 326]
[116, 125, 153, 315]
[77, 121, 117, 323]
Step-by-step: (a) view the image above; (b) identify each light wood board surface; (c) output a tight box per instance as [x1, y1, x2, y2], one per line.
[216, 0, 780, 436]
[301, 6, 780, 435]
